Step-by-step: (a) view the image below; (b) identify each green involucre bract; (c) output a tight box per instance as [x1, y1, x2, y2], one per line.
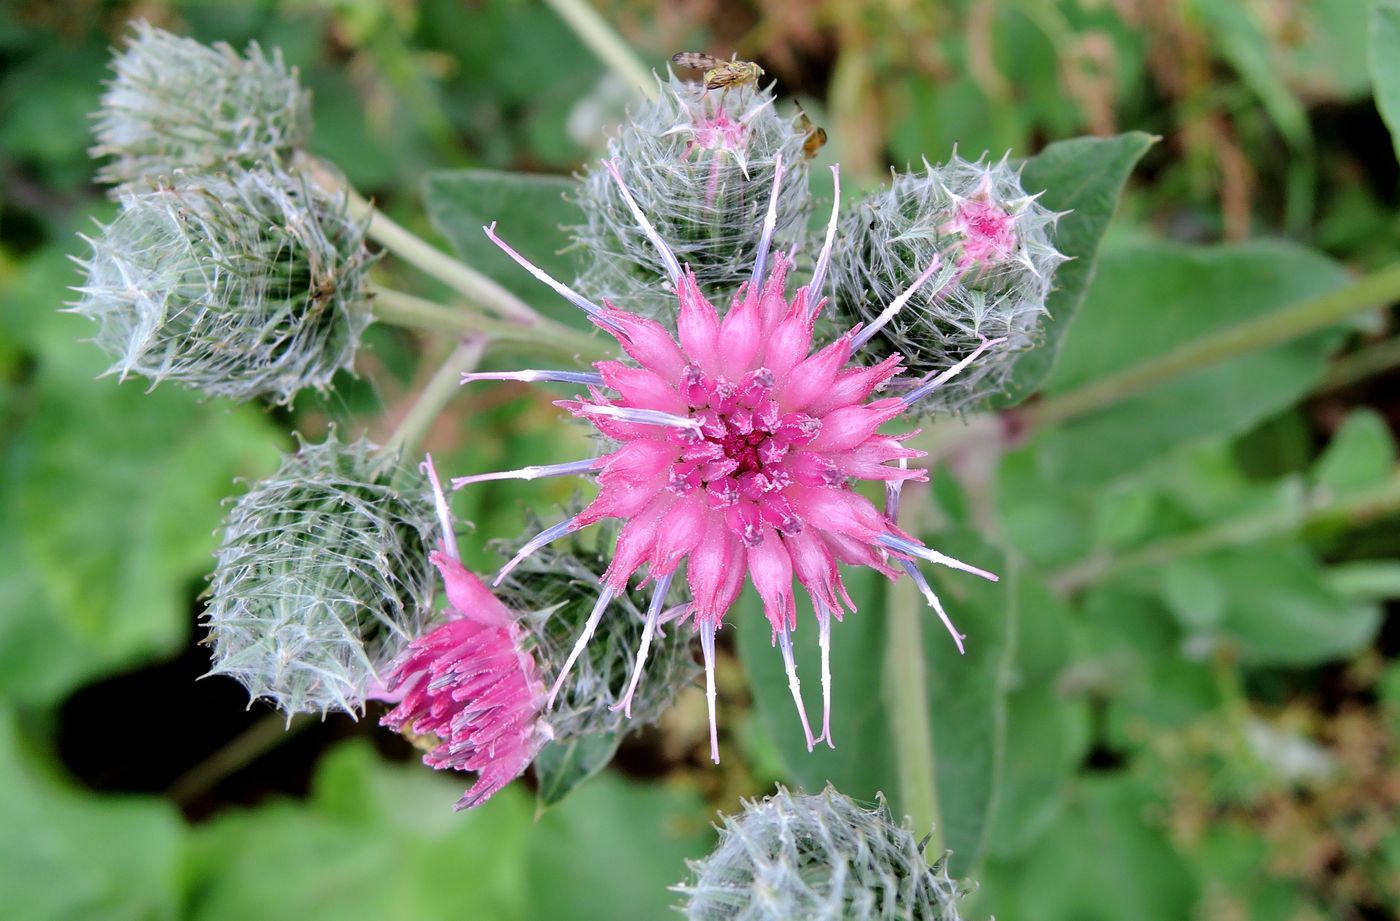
[73, 165, 373, 404]
[493, 517, 698, 743]
[828, 153, 1066, 415]
[571, 75, 810, 314]
[92, 21, 311, 185]
[203, 436, 437, 716]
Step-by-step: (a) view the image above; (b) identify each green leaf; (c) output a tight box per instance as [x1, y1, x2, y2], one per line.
[526, 773, 712, 921]
[0, 249, 285, 705]
[974, 776, 1197, 921]
[1372, 0, 1400, 159]
[531, 731, 621, 809]
[738, 527, 1016, 877]
[999, 132, 1155, 403]
[1311, 408, 1397, 494]
[421, 169, 586, 328]
[1032, 241, 1350, 486]
[187, 740, 531, 921]
[0, 705, 185, 921]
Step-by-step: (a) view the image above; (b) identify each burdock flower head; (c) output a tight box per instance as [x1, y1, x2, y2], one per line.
[203, 434, 438, 716]
[463, 156, 1003, 763]
[827, 153, 1066, 414]
[676, 785, 967, 920]
[92, 21, 311, 186]
[571, 74, 810, 313]
[380, 462, 697, 810]
[72, 165, 373, 404]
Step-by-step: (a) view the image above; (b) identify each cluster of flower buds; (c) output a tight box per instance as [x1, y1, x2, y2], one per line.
[91, 20, 311, 186]
[376, 461, 698, 809]
[677, 785, 967, 920]
[203, 435, 438, 716]
[77, 24, 371, 405]
[571, 74, 810, 313]
[72, 165, 373, 403]
[827, 153, 1067, 414]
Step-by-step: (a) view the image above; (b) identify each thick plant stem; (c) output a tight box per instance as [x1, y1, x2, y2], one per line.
[371, 287, 609, 362]
[544, 0, 657, 99]
[1050, 472, 1400, 594]
[1020, 262, 1400, 430]
[380, 337, 487, 469]
[883, 557, 943, 855]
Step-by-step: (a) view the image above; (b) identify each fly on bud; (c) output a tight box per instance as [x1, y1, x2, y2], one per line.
[676, 784, 969, 921]
[71, 165, 374, 404]
[203, 435, 438, 717]
[827, 153, 1068, 414]
[92, 21, 312, 186]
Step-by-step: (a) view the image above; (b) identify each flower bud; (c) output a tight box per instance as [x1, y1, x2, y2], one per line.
[827, 153, 1067, 414]
[571, 75, 810, 314]
[92, 21, 311, 185]
[494, 516, 699, 741]
[204, 435, 437, 717]
[677, 785, 969, 921]
[72, 165, 374, 404]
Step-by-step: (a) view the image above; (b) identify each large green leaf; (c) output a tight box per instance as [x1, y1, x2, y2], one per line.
[1030, 241, 1350, 486]
[421, 169, 586, 329]
[0, 705, 185, 921]
[1372, 0, 1400, 159]
[526, 773, 713, 921]
[998, 132, 1155, 404]
[187, 740, 531, 921]
[0, 248, 284, 705]
[738, 527, 1016, 877]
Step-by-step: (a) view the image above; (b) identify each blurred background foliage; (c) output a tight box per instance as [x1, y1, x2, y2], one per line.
[2, 1, 1400, 919]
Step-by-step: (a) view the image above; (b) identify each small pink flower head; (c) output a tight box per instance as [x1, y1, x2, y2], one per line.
[378, 458, 550, 810]
[942, 197, 1018, 268]
[470, 158, 1003, 765]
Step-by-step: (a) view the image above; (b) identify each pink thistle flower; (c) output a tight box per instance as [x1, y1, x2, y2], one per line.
[466, 156, 1005, 764]
[942, 198, 1018, 268]
[378, 456, 550, 810]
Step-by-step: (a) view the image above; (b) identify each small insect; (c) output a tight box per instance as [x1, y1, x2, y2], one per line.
[671, 52, 764, 92]
[795, 103, 828, 160]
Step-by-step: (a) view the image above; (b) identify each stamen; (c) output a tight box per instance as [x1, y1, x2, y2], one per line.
[898, 558, 966, 654]
[611, 573, 673, 718]
[899, 335, 1009, 407]
[420, 452, 458, 561]
[450, 458, 600, 490]
[808, 164, 840, 303]
[483, 222, 608, 319]
[568, 402, 701, 432]
[749, 152, 785, 290]
[700, 619, 720, 764]
[494, 517, 581, 585]
[875, 533, 1000, 583]
[815, 599, 835, 749]
[850, 254, 943, 351]
[462, 369, 605, 386]
[603, 159, 682, 287]
[546, 586, 616, 709]
[777, 626, 817, 751]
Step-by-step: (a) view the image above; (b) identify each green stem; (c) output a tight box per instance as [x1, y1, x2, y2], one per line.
[371, 286, 610, 363]
[1050, 472, 1400, 594]
[299, 153, 539, 324]
[1020, 262, 1400, 430]
[884, 575, 943, 852]
[380, 337, 487, 467]
[544, 0, 657, 99]
[167, 713, 311, 806]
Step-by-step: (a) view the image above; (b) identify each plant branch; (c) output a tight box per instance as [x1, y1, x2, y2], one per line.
[371, 286, 610, 363]
[380, 336, 487, 466]
[1317, 335, 1400, 393]
[544, 0, 658, 99]
[167, 713, 311, 806]
[1050, 472, 1400, 594]
[1019, 262, 1400, 431]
